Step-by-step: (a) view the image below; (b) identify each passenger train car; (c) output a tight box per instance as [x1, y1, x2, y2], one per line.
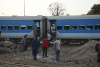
[48, 15, 100, 44]
[0, 15, 100, 44]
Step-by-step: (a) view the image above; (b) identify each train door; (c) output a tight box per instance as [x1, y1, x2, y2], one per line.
[42, 16, 48, 39]
[34, 20, 40, 38]
[49, 20, 56, 41]
[33, 25, 37, 38]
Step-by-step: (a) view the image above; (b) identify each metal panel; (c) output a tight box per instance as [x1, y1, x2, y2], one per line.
[47, 20, 50, 33]
[56, 31, 100, 39]
[48, 15, 100, 20]
[40, 20, 42, 38]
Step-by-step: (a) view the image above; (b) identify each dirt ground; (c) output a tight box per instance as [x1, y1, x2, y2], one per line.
[0, 40, 100, 67]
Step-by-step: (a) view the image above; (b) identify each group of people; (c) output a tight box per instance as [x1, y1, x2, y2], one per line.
[31, 34, 61, 62]
[21, 32, 61, 62]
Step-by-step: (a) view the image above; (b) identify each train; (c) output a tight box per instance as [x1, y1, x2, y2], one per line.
[0, 15, 100, 44]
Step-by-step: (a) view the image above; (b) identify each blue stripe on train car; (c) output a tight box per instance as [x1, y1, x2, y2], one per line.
[56, 19, 100, 33]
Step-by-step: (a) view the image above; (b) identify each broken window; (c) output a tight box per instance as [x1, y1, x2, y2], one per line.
[79, 25, 85, 30]
[28, 25, 32, 30]
[8, 25, 13, 30]
[1, 25, 6, 30]
[64, 25, 70, 30]
[72, 25, 77, 30]
[21, 25, 26, 30]
[95, 25, 100, 30]
[57, 25, 62, 30]
[14, 25, 19, 30]
[87, 25, 93, 30]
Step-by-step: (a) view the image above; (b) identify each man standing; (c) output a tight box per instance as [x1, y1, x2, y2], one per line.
[42, 37, 48, 58]
[47, 32, 52, 48]
[31, 36, 40, 60]
[54, 39, 61, 62]
[25, 34, 27, 50]
[95, 42, 100, 63]
[23, 35, 26, 51]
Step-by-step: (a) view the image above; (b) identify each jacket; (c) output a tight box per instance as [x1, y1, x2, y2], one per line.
[42, 38, 48, 47]
[31, 38, 40, 50]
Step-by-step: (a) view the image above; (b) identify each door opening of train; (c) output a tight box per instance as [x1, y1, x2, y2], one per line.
[48, 20, 56, 41]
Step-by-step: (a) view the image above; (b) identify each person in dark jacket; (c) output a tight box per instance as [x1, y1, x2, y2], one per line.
[23, 35, 26, 51]
[25, 34, 27, 50]
[31, 36, 40, 60]
[95, 42, 100, 63]
[42, 37, 48, 58]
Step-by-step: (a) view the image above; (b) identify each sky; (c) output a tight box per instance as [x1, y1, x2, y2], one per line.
[0, 0, 100, 16]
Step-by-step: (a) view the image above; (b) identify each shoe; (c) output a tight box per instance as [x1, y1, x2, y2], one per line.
[55, 61, 58, 62]
[46, 56, 48, 57]
[33, 57, 35, 60]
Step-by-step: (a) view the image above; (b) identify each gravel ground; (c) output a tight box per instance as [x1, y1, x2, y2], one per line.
[0, 40, 100, 67]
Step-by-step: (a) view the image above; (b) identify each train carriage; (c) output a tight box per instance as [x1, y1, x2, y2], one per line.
[0, 15, 100, 44]
[0, 16, 44, 42]
[48, 15, 100, 44]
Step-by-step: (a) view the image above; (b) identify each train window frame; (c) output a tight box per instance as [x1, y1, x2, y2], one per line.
[71, 25, 77, 30]
[79, 25, 85, 30]
[28, 25, 32, 30]
[87, 25, 93, 30]
[57, 25, 62, 30]
[64, 25, 70, 30]
[1, 25, 6, 30]
[14, 25, 19, 30]
[8, 25, 13, 30]
[21, 25, 26, 30]
[95, 24, 100, 30]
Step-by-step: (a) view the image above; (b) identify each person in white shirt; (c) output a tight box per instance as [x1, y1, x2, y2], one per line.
[54, 39, 61, 62]
[47, 32, 52, 48]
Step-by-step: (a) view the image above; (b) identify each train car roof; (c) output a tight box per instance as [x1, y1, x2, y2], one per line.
[0, 16, 42, 20]
[0, 15, 100, 20]
[47, 15, 100, 20]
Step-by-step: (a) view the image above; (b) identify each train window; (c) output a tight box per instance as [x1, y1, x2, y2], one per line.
[87, 25, 93, 30]
[21, 25, 26, 30]
[14, 25, 19, 30]
[72, 25, 77, 30]
[64, 25, 70, 30]
[95, 25, 100, 30]
[1, 25, 6, 30]
[79, 25, 85, 30]
[8, 25, 13, 30]
[28, 25, 32, 30]
[57, 25, 62, 30]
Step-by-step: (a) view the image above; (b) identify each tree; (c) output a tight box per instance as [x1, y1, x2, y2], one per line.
[87, 4, 100, 15]
[48, 2, 66, 16]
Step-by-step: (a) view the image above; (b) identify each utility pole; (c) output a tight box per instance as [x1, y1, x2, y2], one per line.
[24, 0, 25, 16]
[57, 4, 58, 16]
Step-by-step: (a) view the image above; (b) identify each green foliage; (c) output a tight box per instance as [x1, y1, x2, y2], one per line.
[87, 4, 100, 15]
